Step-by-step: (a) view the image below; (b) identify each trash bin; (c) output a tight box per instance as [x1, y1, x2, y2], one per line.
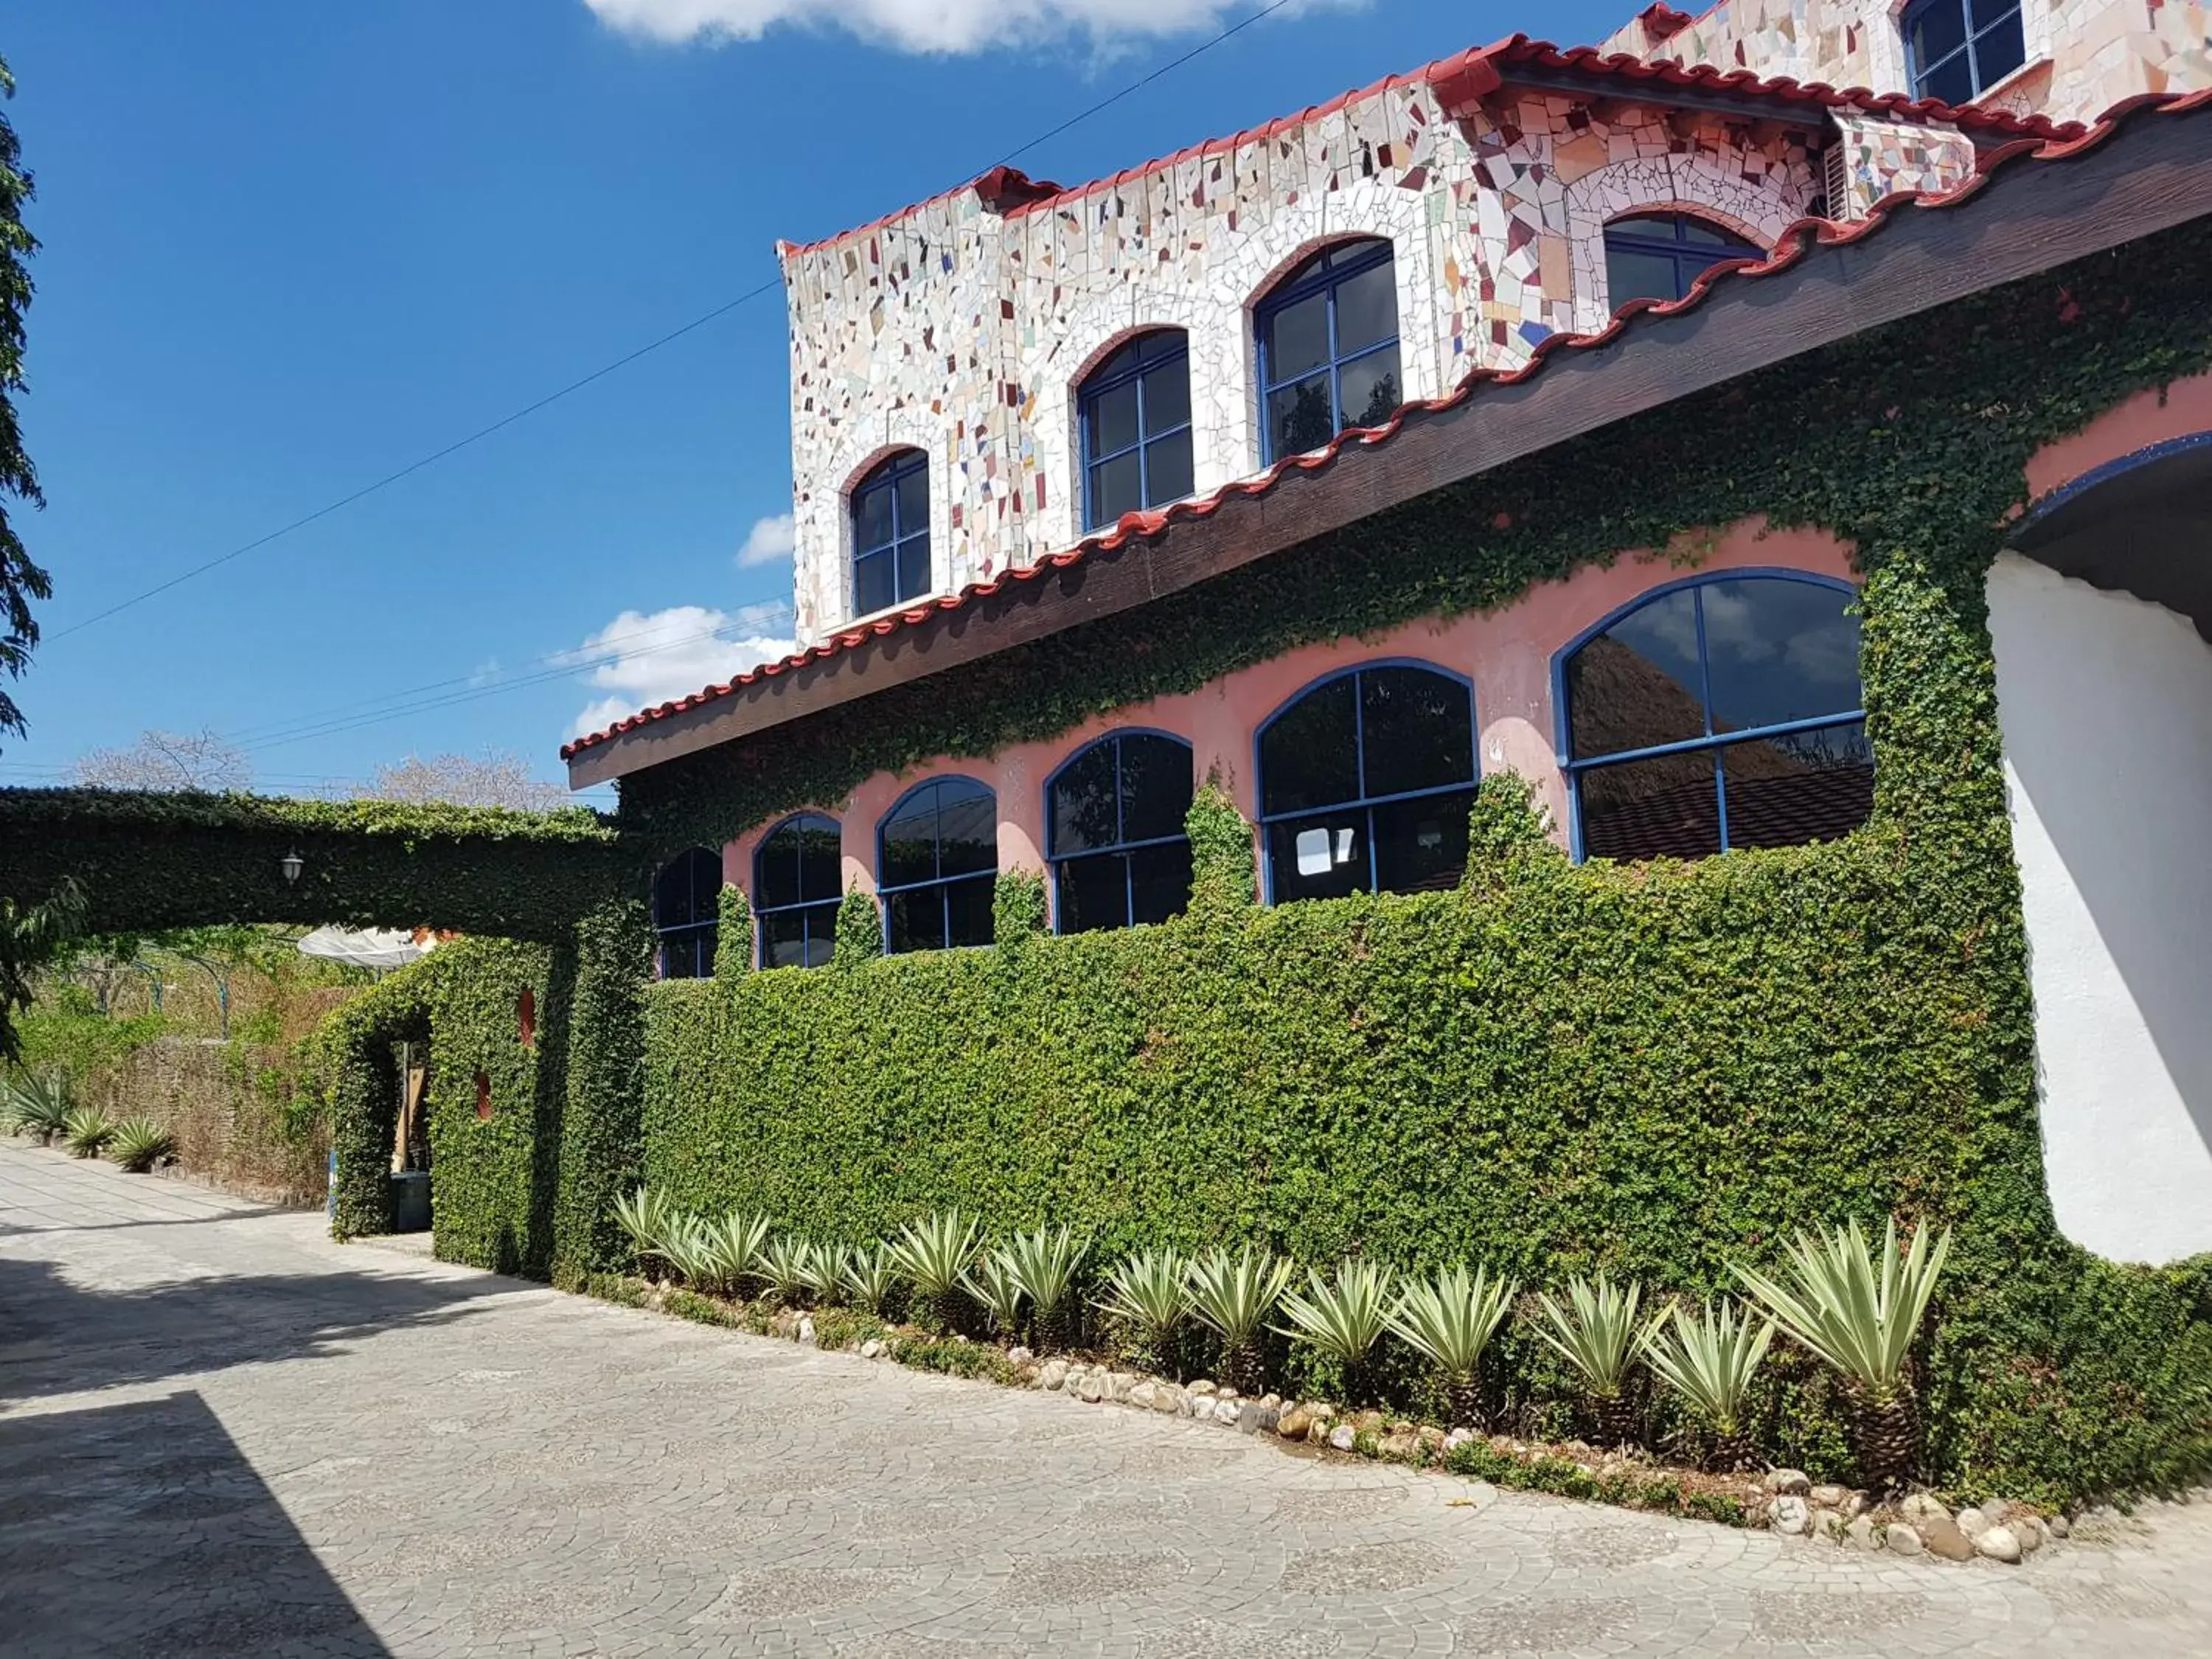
[391, 1171, 432, 1233]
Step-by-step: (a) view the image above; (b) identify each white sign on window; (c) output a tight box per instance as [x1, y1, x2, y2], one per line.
[1294, 825, 1358, 877]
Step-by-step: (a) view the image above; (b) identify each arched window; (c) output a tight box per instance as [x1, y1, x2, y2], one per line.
[1047, 732, 1194, 933]
[653, 848, 722, 979]
[1904, 0, 2025, 105]
[1257, 664, 1477, 904]
[1560, 573, 1872, 863]
[1602, 214, 1761, 309]
[877, 777, 998, 953]
[851, 449, 931, 618]
[754, 813, 842, 969]
[1256, 239, 1400, 463]
[1079, 332, 1194, 531]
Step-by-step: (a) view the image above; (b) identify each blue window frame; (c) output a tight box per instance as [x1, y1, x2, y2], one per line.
[652, 847, 722, 979]
[1079, 332, 1195, 532]
[1602, 214, 1761, 310]
[754, 813, 842, 969]
[1256, 239, 1402, 464]
[851, 450, 931, 618]
[1557, 571, 1873, 863]
[1904, 0, 2025, 105]
[1256, 662, 1477, 904]
[877, 777, 998, 953]
[1046, 731, 1195, 933]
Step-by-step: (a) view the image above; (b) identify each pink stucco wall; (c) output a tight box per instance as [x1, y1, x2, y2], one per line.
[720, 518, 1862, 913]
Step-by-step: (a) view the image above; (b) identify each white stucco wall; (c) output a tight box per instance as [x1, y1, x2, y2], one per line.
[1987, 551, 2212, 1264]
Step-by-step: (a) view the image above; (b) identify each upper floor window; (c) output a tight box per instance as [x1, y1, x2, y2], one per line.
[852, 450, 931, 618]
[754, 813, 842, 970]
[1048, 732, 1194, 933]
[1256, 239, 1401, 463]
[1602, 214, 1761, 310]
[877, 777, 998, 953]
[653, 848, 722, 979]
[1257, 664, 1477, 904]
[1904, 0, 2025, 105]
[1561, 573, 1872, 863]
[1080, 332, 1195, 532]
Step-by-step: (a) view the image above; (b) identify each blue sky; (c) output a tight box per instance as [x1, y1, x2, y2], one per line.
[0, 0, 1627, 802]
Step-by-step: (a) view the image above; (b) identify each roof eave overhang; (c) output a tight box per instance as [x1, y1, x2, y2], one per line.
[568, 105, 2212, 792]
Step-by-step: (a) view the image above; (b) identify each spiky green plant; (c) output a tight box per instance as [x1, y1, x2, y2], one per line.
[838, 1242, 902, 1316]
[886, 1210, 979, 1329]
[706, 1209, 772, 1294]
[1186, 1245, 1293, 1396]
[1001, 1225, 1086, 1349]
[796, 1239, 846, 1301]
[1096, 1248, 1193, 1365]
[1532, 1274, 1646, 1444]
[1388, 1265, 1517, 1428]
[6, 1071, 74, 1144]
[657, 1214, 720, 1289]
[757, 1233, 818, 1304]
[1638, 1298, 1775, 1470]
[62, 1105, 114, 1159]
[106, 1117, 176, 1174]
[612, 1186, 680, 1279]
[1276, 1258, 1395, 1399]
[964, 1247, 1027, 1337]
[1732, 1217, 1952, 1489]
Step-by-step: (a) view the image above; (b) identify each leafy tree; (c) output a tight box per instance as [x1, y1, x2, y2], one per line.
[1, 54, 47, 755]
[1, 877, 81, 1063]
[71, 727, 251, 790]
[369, 750, 567, 810]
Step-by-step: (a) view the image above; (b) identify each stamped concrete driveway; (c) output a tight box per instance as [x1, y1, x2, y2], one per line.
[3, 1143, 2210, 1659]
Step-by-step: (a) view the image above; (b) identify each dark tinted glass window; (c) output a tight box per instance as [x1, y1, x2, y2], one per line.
[852, 451, 931, 619]
[1905, 0, 2024, 102]
[653, 848, 722, 979]
[1047, 733, 1194, 933]
[1563, 577, 1870, 863]
[1601, 215, 1761, 310]
[753, 814, 841, 971]
[1256, 664, 1476, 902]
[877, 778, 998, 953]
[1079, 331, 1195, 532]
[1256, 240, 1402, 462]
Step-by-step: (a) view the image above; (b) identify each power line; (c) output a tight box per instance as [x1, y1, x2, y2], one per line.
[50, 3, 1296, 646]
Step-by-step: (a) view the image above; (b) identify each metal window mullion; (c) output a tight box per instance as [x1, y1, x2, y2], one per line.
[1324, 274, 1345, 435]
[1692, 584, 1716, 739]
[1711, 748, 1731, 856]
[1255, 776, 1478, 827]
[1562, 709, 1868, 776]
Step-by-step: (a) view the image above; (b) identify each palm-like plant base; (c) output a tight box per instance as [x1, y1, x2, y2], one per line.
[1222, 1341, 1267, 1398]
[1444, 1379, 1487, 1433]
[1848, 1388, 1921, 1491]
[1706, 1430, 1756, 1473]
[1591, 1392, 1640, 1449]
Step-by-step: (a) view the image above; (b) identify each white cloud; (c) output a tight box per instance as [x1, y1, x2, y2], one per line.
[567, 602, 797, 739]
[737, 511, 796, 568]
[582, 0, 1329, 54]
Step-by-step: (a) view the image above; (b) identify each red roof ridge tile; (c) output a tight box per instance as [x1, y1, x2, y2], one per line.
[563, 91, 2190, 764]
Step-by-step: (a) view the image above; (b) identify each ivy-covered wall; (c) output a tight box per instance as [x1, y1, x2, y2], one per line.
[602, 226, 2212, 1504]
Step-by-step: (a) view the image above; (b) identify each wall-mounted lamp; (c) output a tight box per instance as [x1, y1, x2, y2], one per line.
[281, 849, 304, 886]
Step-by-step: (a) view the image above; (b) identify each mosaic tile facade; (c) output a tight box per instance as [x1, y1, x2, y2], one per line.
[777, 85, 1835, 645]
[1604, 1, 2212, 129]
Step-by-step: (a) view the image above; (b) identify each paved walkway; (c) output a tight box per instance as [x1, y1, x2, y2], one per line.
[3, 1143, 2210, 1658]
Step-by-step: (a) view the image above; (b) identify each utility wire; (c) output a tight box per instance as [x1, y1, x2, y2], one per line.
[50, 2, 1297, 645]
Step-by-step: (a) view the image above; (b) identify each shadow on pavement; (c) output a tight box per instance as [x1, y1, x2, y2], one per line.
[0, 1391, 393, 1658]
[0, 1251, 529, 1405]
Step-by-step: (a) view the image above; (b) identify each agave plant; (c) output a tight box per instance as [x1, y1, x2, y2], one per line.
[1532, 1273, 1646, 1445]
[706, 1209, 772, 1295]
[838, 1242, 902, 1315]
[886, 1210, 980, 1329]
[757, 1233, 819, 1304]
[612, 1186, 680, 1279]
[1096, 1248, 1193, 1365]
[657, 1214, 723, 1288]
[1732, 1217, 1952, 1489]
[1186, 1245, 1294, 1396]
[107, 1117, 176, 1174]
[6, 1072, 74, 1145]
[62, 1105, 115, 1160]
[964, 1246, 1028, 1337]
[796, 1239, 846, 1301]
[1388, 1264, 1517, 1429]
[1638, 1298, 1775, 1470]
[1001, 1225, 1087, 1349]
[1276, 1258, 1395, 1399]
